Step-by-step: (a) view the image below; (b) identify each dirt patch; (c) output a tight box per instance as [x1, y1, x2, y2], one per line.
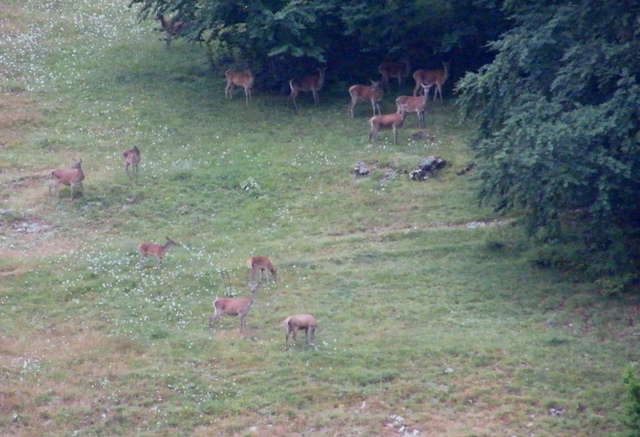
[0, 214, 75, 259]
[0, 91, 41, 149]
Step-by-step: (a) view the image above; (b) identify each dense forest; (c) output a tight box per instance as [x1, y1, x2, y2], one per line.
[128, 0, 640, 290]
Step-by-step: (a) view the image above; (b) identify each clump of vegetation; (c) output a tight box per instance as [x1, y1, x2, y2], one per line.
[622, 366, 640, 437]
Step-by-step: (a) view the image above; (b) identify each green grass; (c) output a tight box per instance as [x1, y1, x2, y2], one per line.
[1, 1, 639, 436]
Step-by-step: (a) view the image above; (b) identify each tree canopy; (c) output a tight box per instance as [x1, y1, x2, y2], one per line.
[457, 0, 640, 281]
[128, 0, 507, 86]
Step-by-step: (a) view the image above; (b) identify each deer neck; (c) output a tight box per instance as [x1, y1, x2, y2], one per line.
[247, 292, 257, 309]
[75, 167, 85, 181]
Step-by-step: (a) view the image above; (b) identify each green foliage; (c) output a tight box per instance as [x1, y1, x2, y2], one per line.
[128, 0, 508, 85]
[457, 0, 640, 278]
[623, 366, 640, 437]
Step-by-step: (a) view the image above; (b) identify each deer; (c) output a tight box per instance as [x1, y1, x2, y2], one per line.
[224, 69, 254, 105]
[348, 81, 384, 119]
[49, 158, 84, 201]
[122, 146, 141, 176]
[289, 67, 326, 110]
[138, 236, 178, 267]
[247, 256, 277, 284]
[395, 83, 430, 129]
[412, 62, 450, 102]
[156, 14, 187, 49]
[210, 282, 260, 332]
[378, 59, 411, 90]
[283, 314, 318, 348]
[368, 104, 408, 145]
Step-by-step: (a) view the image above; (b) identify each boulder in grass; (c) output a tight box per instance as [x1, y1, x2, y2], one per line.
[353, 161, 370, 177]
[410, 156, 446, 180]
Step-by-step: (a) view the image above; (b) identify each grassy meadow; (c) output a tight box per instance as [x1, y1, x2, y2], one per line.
[1, 1, 639, 436]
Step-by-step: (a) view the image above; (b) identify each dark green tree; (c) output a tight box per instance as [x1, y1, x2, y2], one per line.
[128, 0, 507, 88]
[457, 0, 640, 280]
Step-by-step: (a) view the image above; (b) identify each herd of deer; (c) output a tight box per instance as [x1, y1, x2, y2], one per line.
[224, 59, 450, 144]
[47, 153, 312, 346]
[49, 154, 312, 347]
[154, 12, 450, 144]
[47, 38, 448, 347]
[137, 242, 314, 347]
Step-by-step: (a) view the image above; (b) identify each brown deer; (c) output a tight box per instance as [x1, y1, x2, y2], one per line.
[412, 62, 450, 102]
[138, 236, 178, 267]
[224, 69, 254, 105]
[368, 104, 408, 145]
[156, 14, 187, 49]
[247, 256, 277, 284]
[210, 282, 260, 332]
[395, 83, 429, 129]
[49, 158, 85, 201]
[283, 313, 318, 348]
[289, 67, 326, 110]
[378, 59, 411, 90]
[348, 81, 384, 119]
[122, 146, 141, 176]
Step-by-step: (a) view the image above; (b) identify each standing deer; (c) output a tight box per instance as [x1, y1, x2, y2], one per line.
[283, 313, 318, 348]
[368, 104, 408, 145]
[122, 146, 141, 176]
[138, 236, 178, 267]
[49, 158, 84, 201]
[348, 81, 384, 119]
[378, 59, 411, 90]
[289, 67, 326, 110]
[224, 69, 254, 105]
[156, 14, 187, 49]
[210, 282, 260, 332]
[395, 83, 430, 129]
[247, 256, 277, 284]
[412, 62, 450, 102]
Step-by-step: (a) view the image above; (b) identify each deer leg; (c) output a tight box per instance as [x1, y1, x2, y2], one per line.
[240, 314, 247, 332]
[393, 126, 398, 145]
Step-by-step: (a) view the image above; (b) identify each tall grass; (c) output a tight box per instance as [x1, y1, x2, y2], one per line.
[1, 1, 639, 436]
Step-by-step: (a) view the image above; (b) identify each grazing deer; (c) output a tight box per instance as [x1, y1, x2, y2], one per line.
[289, 67, 326, 110]
[156, 14, 187, 49]
[247, 256, 277, 284]
[210, 282, 260, 332]
[122, 146, 141, 176]
[395, 83, 430, 129]
[412, 62, 450, 102]
[368, 104, 408, 145]
[348, 81, 384, 119]
[138, 236, 178, 267]
[224, 69, 254, 105]
[378, 59, 411, 90]
[49, 158, 84, 201]
[283, 313, 317, 348]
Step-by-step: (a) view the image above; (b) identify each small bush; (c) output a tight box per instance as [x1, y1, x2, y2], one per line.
[622, 366, 640, 437]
